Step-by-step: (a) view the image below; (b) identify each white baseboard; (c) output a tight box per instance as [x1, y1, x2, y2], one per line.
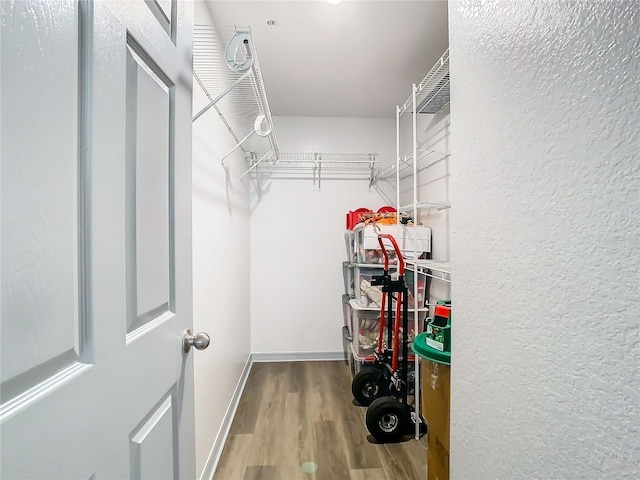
[199, 354, 253, 480]
[251, 351, 345, 362]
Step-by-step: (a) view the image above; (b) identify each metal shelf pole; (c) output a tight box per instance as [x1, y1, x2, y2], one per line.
[396, 105, 401, 223]
[412, 83, 421, 440]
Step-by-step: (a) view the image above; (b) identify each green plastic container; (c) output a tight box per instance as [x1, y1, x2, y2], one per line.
[425, 323, 451, 352]
[412, 332, 451, 365]
[412, 299, 451, 365]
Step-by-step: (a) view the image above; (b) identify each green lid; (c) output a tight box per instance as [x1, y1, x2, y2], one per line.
[412, 332, 451, 365]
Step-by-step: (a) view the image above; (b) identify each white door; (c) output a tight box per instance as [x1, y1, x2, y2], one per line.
[1, 1, 199, 478]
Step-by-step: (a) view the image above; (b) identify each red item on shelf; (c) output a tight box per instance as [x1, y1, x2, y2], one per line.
[346, 208, 373, 230]
[377, 206, 397, 213]
[434, 305, 451, 318]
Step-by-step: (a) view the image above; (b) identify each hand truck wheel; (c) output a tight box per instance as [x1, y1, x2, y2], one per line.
[351, 368, 386, 406]
[365, 396, 411, 442]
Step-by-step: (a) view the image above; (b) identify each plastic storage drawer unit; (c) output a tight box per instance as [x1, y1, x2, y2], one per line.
[348, 299, 425, 361]
[354, 264, 429, 310]
[342, 261, 355, 298]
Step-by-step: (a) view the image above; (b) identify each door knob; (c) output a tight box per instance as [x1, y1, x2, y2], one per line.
[183, 330, 211, 353]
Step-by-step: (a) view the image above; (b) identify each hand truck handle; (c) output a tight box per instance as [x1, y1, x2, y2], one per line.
[377, 233, 404, 275]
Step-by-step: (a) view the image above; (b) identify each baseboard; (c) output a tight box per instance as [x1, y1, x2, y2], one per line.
[199, 354, 253, 480]
[251, 351, 344, 362]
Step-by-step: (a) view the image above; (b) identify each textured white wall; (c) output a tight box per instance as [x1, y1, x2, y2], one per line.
[250, 116, 396, 354]
[448, 1, 640, 478]
[192, 4, 251, 478]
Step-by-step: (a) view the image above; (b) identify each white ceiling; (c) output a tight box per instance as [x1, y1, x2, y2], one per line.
[199, 0, 449, 118]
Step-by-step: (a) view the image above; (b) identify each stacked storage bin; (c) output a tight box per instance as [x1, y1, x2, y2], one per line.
[341, 217, 432, 375]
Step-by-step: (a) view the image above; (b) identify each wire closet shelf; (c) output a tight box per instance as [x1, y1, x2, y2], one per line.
[399, 48, 450, 116]
[193, 25, 280, 165]
[404, 259, 452, 284]
[372, 49, 450, 187]
[244, 152, 379, 185]
[375, 150, 451, 182]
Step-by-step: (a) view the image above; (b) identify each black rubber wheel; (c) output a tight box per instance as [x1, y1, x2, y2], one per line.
[351, 369, 384, 406]
[365, 396, 409, 442]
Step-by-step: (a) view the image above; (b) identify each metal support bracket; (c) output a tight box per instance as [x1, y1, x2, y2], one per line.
[192, 70, 251, 122]
[240, 150, 273, 179]
[192, 25, 280, 167]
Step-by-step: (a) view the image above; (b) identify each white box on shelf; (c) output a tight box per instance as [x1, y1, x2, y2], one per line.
[354, 224, 431, 264]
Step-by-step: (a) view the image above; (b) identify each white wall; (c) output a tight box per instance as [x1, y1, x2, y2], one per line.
[250, 116, 396, 355]
[192, 5, 251, 479]
[448, 1, 639, 478]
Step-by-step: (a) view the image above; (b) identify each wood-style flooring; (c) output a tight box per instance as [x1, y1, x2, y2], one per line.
[214, 361, 427, 480]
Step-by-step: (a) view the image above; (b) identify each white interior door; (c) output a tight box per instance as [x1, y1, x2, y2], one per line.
[1, 1, 197, 478]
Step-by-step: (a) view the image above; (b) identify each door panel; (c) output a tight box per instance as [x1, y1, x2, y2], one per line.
[130, 392, 177, 480]
[125, 40, 173, 333]
[155, 0, 173, 23]
[0, 0, 84, 402]
[0, 1, 195, 478]
[145, 0, 175, 40]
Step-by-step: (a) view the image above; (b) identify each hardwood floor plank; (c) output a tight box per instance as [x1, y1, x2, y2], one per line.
[313, 420, 350, 480]
[229, 363, 270, 435]
[280, 392, 316, 480]
[243, 465, 281, 480]
[377, 442, 426, 480]
[213, 434, 254, 480]
[329, 363, 384, 471]
[350, 468, 388, 480]
[338, 413, 382, 470]
[321, 361, 355, 413]
[248, 370, 287, 466]
[402, 434, 428, 469]
[287, 361, 305, 393]
[298, 361, 331, 422]
[313, 361, 352, 422]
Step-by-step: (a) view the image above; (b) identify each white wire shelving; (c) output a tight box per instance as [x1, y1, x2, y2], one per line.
[391, 48, 451, 441]
[372, 50, 451, 219]
[193, 25, 280, 165]
[375, 150, 451, 182]
[358, 262, 440, 308]
[399, 200, 451, 212]
[404, 259, 452, 284]
[399, 49, 450, 116]
[244, 152, 379, 190]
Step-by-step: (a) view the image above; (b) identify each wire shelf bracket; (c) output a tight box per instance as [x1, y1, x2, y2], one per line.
[193, 25, 280, 166]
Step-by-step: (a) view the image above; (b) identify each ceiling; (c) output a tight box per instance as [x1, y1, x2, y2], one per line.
[198, 1, 449, 118]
